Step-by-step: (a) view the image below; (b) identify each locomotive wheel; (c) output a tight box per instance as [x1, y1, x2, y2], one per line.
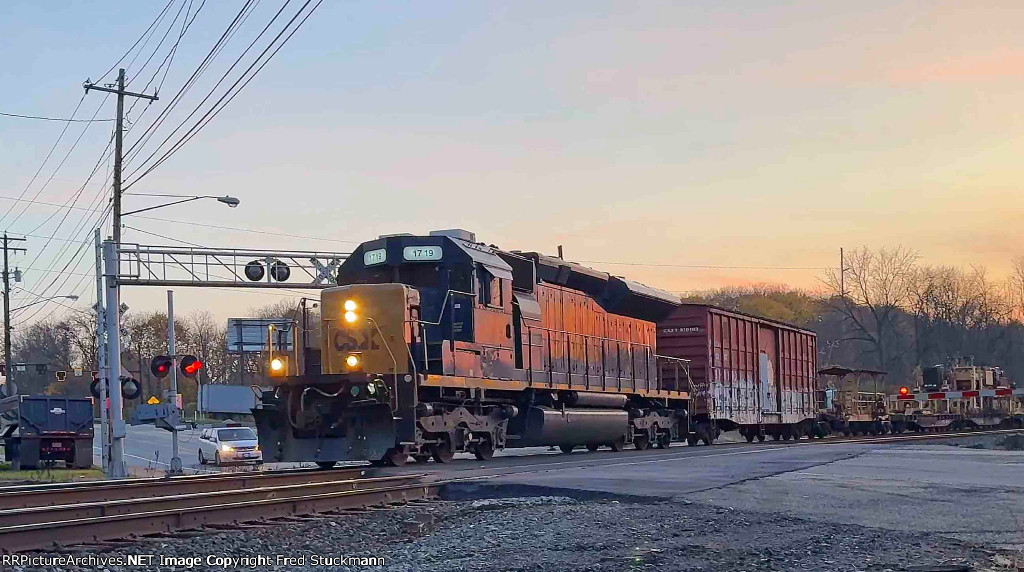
[473, 440, 495, 461]
[432, 441, 455, 463]
[634, 433, 651, 451]
[700, 433, 712, 446]
[384, 448, 409, 467]
[412, 454, 432, 464]
[559, 444, 576, 454]
[609, 437, 625, 452]
[656, 433, 671, 449]
[686, 434, 698, 446]
[586, 444, 600, 452]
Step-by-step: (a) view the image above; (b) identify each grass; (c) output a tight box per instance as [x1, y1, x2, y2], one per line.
[0, 462, 105, 483]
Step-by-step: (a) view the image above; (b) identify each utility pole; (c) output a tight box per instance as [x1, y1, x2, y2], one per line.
[84, 69, 157, 245]
[85, 69, 156, 478]
[3, 234, 26, 386]
[166, 290, 182, 475]
[94, 229, 109, 473]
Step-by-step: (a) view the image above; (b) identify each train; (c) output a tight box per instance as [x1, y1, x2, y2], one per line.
[253, 229, 823, 466]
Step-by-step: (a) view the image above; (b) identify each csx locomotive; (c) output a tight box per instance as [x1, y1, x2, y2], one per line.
[254, 229, 692, 466]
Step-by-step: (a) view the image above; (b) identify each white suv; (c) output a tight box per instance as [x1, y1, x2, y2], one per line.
[198, 426, 263, 466]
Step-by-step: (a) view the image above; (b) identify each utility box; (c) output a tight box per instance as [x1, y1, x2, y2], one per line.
[0, 395, 94, 470]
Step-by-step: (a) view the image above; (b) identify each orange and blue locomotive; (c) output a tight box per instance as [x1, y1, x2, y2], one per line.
[254, 229, 690, 466]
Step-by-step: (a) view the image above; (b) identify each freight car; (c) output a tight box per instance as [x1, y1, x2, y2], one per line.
[657, 304, 818, 443]
[817, 366, 898, 436]
[254, 230, 692, 466]
[892, 363, 1024, 432]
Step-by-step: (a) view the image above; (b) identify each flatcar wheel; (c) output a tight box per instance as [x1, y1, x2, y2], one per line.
[609, 437, 625, 452]
[412, 454, 432, 464]
[432, 442, 455, 463]
[473, 440, 495, 461]
[385, 448, 409, 467]
[586, 443, 600, 452]
[634, 433, 651, 451]
[559, 444, 576, 454]
[656, 433, 671, 449]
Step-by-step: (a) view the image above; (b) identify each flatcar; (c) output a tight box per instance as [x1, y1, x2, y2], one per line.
[254, 230, 691, 466]
[892, 363, 1024, 432]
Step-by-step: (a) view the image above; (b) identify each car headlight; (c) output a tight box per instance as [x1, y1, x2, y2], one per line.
[221, 444, 233, 452]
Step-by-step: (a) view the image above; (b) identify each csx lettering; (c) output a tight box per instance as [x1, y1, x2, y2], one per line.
[334, 329, 380, 351]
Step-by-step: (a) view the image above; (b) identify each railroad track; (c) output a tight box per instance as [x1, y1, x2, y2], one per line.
[0, 467, 438, 553]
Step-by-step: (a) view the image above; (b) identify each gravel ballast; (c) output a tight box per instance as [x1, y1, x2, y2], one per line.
[16, 492, 1020, 572]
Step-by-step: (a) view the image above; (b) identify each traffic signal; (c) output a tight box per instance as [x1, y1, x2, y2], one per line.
[179, 355, 203, 379]
[268, 355, 289, 377]
[151, 355, 173, 379]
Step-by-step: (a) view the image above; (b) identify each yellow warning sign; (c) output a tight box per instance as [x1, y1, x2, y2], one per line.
[147, 396, 160, 405]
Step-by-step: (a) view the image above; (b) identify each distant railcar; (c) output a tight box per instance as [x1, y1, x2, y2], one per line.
[657, 304, 818, 442]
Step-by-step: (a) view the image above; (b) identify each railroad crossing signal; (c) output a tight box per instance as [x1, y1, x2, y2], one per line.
[179, 355, 203, 379]
[151, 356, 173, 378]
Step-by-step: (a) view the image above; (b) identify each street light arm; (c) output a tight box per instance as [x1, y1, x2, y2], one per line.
[11, 295, 78, 312]
[121, 196, 205, 216]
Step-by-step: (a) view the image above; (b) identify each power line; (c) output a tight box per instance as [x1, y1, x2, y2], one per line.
[0, 112, 114, 123]
[126, 0, 324, 187]
[576, 260, 827, 270]
[3, 94, 110, 232]
[0, 94, 87, 229]
[125, 0, 296, 181]
[93, 0, 178, 84]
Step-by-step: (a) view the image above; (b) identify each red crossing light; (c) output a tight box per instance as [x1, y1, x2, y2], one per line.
[151, 356, 173, 379]
[179, 355, 203, 379]
[898, 386, 910, 396]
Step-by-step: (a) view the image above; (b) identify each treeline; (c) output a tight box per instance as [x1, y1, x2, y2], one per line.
[686, 247, 1024, 387]
[7, 299, 314, 410]
[10, 246, 1024, 400]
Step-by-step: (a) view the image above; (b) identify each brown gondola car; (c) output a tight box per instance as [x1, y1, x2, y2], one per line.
[255, 230, 690, 466]
[657, 304, 818, 442]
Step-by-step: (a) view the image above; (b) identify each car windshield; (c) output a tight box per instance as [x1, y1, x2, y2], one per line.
[217, 428, 256, 441]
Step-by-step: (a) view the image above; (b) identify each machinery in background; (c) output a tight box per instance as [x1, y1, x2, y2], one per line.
[817, 366, 898, 436]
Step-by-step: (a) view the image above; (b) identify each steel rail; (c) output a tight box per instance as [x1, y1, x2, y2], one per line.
[0, 477, 438, 553]
[0, 466, 366, 511]
[0, 474, 419, 527]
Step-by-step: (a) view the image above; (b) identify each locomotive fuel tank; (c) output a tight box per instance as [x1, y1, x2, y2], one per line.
[515, 406, 629, 447]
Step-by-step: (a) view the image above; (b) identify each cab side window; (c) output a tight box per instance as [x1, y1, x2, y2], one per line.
[478, 270, 493, 306]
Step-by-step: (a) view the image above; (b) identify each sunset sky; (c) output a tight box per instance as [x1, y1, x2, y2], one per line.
[2, 1, 1023, 322]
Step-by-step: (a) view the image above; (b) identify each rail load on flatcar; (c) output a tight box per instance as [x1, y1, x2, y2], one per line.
[892, 361, 1024, 432]
[657, 304, 818, 443]
[817, 366, 904, 436]
[253, 230, 692, 466]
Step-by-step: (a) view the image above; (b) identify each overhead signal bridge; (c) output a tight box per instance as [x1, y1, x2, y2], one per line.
[113, 243, 351, 289]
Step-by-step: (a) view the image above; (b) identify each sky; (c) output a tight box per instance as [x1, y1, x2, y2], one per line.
[2, 0, 1024, 325]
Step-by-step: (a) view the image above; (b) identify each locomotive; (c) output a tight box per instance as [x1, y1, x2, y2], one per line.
[254, 229, 692, 466]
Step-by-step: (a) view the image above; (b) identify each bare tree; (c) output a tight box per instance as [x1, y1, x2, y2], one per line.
[823, 246, 918, 372]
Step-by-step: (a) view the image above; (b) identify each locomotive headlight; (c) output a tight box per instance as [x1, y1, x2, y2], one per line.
[270, 358, 284, 372]
[344, 311, 358, 323]
[345, 354, 360, 368]
[344, 299, 357, 312]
